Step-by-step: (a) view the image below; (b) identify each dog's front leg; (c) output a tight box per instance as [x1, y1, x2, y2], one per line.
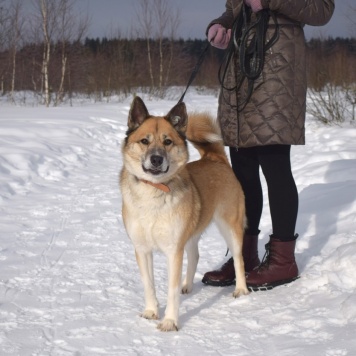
[182, 235, 200, 294]
[158, 249, 184, 331]
[135, 250, 159, 320]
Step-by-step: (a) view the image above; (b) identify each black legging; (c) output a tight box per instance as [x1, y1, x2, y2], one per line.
[229, 145, 298, 241]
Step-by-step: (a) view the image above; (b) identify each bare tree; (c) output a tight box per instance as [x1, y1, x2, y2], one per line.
[54, 0, 88, 105]
[30, 0, 88, 106]
[31, 0, 57, 106]
[164, 6, 180, 87]
[8, 0, 25, 102]
[135, 0, 155, 90]
[0, 1, 9, 50]
[346, 4, 356, 38]
[154, 0, 169, 94]
[135, 0, 181, 96]
[0, 1, 10, 94]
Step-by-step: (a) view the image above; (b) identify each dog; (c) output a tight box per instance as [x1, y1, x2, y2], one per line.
[120, 96, 249, 331]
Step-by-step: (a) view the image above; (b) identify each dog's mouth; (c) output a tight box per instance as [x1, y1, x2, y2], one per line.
[142, 165, 169, 175]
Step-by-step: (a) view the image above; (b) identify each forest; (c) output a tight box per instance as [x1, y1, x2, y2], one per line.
[1, 36, 354, 103]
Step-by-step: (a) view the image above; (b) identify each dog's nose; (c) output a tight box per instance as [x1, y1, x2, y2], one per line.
[150, 155, 163, 167]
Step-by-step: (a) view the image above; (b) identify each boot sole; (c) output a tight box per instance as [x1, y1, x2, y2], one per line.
[201, 277, 235, 287]
[247, 276, 299, 292]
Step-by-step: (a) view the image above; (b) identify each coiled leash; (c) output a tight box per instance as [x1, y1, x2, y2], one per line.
[177, 4, 279, 108]
[219, 4, 279, 112]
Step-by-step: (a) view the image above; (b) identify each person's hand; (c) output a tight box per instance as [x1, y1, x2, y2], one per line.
[244, 0, 263, 13]
[207, 24, 231, 50]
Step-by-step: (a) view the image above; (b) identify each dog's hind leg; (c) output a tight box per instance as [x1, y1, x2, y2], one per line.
[135, 250, 159, 320]
[182, 235, 200, 294]
[216, 217, 249, 298]
[229, 226, 249, 298]
[231, 247, 249, 298]
[158, 249, 184, 331]
[229, 212, 249, 297]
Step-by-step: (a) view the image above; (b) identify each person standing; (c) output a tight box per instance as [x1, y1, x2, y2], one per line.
[202, 0, 335, 291]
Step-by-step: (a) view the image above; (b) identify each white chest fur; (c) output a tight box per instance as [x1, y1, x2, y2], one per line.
[122, 181, 186, 254]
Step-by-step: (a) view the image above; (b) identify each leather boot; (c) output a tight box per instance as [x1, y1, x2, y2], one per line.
[246, 235, 299, 291]
[202, 234, 260, 287]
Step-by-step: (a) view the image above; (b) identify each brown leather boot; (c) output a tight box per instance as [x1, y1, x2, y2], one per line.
[202, 257, 235, 286]
[202, 234, 260, 287]
[246, 236, 299, 291]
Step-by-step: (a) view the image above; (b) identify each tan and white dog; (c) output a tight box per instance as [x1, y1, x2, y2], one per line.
[120, 96, 248, 331]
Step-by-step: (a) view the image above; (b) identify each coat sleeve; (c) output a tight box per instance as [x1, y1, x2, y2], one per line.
[205, 0, 241, 35]
[261, 0, 335, 26]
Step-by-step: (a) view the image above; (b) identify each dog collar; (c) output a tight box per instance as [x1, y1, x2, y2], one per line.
[141, 179, 171, 193]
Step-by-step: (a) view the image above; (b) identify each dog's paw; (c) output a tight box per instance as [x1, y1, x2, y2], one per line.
[233, 287, 250, 298]
[181, 283, 193, 294]
[141, 309, 159, 320]
[157, 319, 178, 332]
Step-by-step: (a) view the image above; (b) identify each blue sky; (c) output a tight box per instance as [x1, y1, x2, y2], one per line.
[77, 0, 355, 40]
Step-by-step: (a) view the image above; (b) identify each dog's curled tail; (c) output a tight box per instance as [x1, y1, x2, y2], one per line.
[186, 112, 229, 164]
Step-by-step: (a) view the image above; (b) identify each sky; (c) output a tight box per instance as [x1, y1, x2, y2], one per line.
[76, 0, 355, 40]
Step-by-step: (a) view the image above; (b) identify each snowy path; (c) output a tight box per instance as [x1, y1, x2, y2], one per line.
[1, 94, 356, 355]
[0, 106, 131, 354]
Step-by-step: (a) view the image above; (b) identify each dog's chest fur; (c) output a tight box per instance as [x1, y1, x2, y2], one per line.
[121, 173, 191, 253]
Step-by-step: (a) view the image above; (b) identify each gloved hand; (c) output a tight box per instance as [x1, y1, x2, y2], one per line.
[207, 24, 231, 50]
[244, 0, 263, 13]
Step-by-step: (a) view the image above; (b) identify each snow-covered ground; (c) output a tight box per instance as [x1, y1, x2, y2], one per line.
[1, 91, 356, 355]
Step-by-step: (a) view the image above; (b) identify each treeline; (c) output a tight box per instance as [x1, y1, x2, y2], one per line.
[0, 37, 355, 104]
[306, 37, 356, 90]
[0, 38, 224, 103]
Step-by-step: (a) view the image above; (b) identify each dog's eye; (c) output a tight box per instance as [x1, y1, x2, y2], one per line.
[163, 139, 172, 146]
[140, 138, 149, 145]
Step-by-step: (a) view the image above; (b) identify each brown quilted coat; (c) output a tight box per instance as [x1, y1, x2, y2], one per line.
[209, 0, 335, 147]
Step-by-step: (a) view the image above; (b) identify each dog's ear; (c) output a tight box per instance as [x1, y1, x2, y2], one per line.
[166, 102, 188, 134]
[128, 96, 149, 130]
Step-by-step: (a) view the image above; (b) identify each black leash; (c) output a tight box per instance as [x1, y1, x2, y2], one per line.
[219, 4, 279, 112]
[178, 5, 279, 107]
[177, 41, 210, 104]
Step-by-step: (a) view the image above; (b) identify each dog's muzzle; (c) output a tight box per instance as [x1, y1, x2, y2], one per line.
[143, 154, 169, 175]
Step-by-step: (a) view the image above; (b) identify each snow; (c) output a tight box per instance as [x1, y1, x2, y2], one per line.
[1, 91, 356, 355]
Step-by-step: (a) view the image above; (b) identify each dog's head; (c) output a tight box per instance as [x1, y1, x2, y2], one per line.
[122, 96, 189, 183]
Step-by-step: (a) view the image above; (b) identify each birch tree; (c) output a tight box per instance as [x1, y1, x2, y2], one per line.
[0, 1, 10, 51]
[31, 0, 57, 106]
[136, 0, 155, 90]
[0, 1, 10, 94]
[8, 0, 25, 102]
[135, 0, 180, 96]
[31, 0, 88, 106]
[55, 0, 88, 105]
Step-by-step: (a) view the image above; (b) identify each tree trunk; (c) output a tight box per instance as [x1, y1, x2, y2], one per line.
[146, 38, 155, 91]
[40, 0, 51, 107]
[55, 50, 67, 106]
